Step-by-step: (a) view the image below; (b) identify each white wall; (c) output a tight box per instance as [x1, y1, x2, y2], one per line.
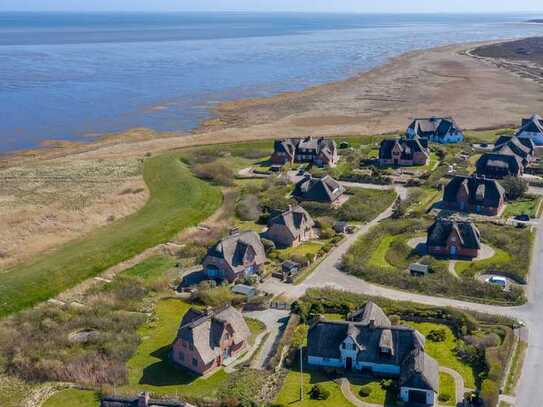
[307, 356, 343, 367]
[399, 386, 435, 405]
[518, 131, 543, 146]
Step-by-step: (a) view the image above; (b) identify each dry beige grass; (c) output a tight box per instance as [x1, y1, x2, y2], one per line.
[0, 158, 148, 269]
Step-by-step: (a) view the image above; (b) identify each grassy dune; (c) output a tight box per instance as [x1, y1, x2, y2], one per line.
[0, 152, 222, 317]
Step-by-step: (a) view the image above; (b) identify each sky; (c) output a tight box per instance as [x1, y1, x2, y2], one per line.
[1, 0, 543, 13]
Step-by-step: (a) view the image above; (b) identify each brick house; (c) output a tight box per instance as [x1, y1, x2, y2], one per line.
[442, 175, 505, 216]
[171, 305, 250, 376]
[427, 218, 481, 259]
[476, 153, 523, 178]
[378, 137, 429, 167]
[307, 302, 439, 406]
[270, 137, 338, 167]
[265, 205, 315, 248]
[494, 135, 535, 167]
[203, 230, 266, 283]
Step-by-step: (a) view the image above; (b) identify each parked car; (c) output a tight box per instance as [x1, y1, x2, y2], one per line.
[296, 168, 306, 176]
[486, 276, 507, 289]
[514, 214, 530, 222]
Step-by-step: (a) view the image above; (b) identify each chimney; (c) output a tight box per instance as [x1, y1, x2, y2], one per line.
[138, 392, 150, 407]
[288, 204, 293, 212]
[229, 227, 240, 237]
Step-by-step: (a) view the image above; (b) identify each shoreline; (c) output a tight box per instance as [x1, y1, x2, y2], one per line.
[2, 37, 543, 167]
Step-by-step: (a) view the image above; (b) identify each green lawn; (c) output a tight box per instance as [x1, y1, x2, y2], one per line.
[122, 298, 228, 398]
[368, 235, 395, 269]
[455, 247, 511, 277]
[274, 241, 325, 261]
[245, 317, 267, 345]
[275, 368, 352, 407]
[503, 196, 541, 219]
[439, 372, 456, 406]
[122, 255, 177, 281]
[43, 389, 99, 407]
[505, 340, 527, 395]
[0, 153, 222, 318]
[349, 377, 391, 405]
[403, 321, 476, 388]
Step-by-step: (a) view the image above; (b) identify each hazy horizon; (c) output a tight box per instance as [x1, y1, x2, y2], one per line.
[1, 0, 543, 14]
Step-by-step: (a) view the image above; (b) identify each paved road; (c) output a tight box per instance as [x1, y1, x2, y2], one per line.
[259, 187, 543, 406]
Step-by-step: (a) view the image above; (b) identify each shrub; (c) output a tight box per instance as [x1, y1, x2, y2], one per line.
[310, 384, 330, 400]
[379, 379, 396, 391]
[501, 176, 528, 200]
[358, 385, 373, 397]
[438, 393, 451, 402]
[319, 226, 336, 240]
[261, 238, 276, 254]
[480, 379, 499, 407]
[427, 328, 447, 342]
[236, 194, 262, 221]
[193, 162, 234, 186]
[177, 242, 207, 261]
[290, 254, 309, 266]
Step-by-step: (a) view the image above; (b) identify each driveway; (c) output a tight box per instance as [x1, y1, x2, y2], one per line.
[244, 309, 290, 369]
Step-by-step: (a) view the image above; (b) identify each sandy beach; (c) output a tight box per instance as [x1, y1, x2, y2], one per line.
[2, 38, 543, 266]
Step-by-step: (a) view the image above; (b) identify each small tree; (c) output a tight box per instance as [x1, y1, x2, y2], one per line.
[359, 385, 373, 397]
[261, 238, 276, 254]
[310, 384, 330, 400]
[500, 176, 528, 200]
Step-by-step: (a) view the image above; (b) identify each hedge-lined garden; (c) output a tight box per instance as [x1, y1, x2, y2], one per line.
[290, 287, 517, 407]
[341, 218, 527, 305]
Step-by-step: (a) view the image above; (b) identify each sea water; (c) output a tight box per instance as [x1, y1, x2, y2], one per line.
[1, 12, 543, 152]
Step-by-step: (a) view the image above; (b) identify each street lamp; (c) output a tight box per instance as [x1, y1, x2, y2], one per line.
[300, 345, 304, 401]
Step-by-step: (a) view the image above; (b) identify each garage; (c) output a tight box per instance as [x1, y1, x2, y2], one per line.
[408, 389, 428, 404]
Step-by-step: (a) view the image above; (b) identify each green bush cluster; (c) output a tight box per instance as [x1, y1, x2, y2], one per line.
[427, 328, 448, 342]
[309, 384, 330, 400]
[358, 385, 373, 397]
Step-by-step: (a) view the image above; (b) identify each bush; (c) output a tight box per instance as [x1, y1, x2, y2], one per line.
[261, 238, 276, 254]
[193, 162, 234, 186]
[501, 176, 528, 200]
[310, 384, 330, 400]
[379, 379, 396, 391]
[236, 194, 262, 221]
[438, 393, 451, 402]
[480, 379, 499, 407]
[358, 385, 373, 397]
[427, 328, 447, 342]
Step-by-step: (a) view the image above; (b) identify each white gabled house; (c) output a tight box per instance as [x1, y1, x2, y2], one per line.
[515, 114, 543, 146]
[406, 117, 464, 144]
[307, 302, 439, 406]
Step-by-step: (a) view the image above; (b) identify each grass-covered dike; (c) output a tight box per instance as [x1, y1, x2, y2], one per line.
[0, 152, 222, 317]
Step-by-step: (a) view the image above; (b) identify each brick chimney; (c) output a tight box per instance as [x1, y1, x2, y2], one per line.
[138, 392, 150, 407]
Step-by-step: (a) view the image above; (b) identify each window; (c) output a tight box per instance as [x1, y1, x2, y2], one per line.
[192, 358, 198, 367]
[342, 343, 346, 349]
[189, 343, 194, 351]
[178, 352, 184, 361]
